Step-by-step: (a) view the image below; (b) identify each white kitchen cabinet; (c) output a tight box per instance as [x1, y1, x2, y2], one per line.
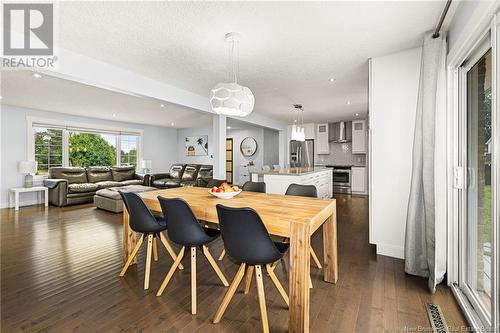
[351, 166, 367, 194]
[303, 123, 316, 140]
[352, 120, 367, 153]
[316, 123, 329, 154]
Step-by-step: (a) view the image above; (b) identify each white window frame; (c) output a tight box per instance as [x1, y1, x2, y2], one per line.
[26, 116, 143, 174]
[447, 5, 500, 331]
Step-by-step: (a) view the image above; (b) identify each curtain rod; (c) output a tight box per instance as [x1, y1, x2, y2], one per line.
[432, 0, 452, 38]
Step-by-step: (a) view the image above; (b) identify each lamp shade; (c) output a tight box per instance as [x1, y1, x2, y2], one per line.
[140, 159, 152, 169]
[209, 82, 255, 117]
[18, 160, 37, 174]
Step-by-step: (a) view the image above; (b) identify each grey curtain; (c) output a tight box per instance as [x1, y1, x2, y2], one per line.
[405, 32, 447, 293]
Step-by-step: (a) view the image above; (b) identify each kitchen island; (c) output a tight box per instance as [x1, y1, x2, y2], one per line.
[250, 167, 333, 198]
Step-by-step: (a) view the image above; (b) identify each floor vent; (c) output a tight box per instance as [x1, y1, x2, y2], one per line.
[426, 303, 449, 333]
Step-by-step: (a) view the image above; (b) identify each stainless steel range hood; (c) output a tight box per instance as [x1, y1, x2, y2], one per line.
[328, 121, 352, 142]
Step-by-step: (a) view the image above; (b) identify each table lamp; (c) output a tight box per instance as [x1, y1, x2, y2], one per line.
[141, 159, 152, 174]
[18, 160, 38, 188]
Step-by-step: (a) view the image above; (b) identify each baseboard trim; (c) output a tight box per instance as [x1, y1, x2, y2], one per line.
[1, 199, 43, 209]
[376, 243, 404, 259]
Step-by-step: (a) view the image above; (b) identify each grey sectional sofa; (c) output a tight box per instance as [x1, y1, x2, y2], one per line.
[43, 166, 148, 207]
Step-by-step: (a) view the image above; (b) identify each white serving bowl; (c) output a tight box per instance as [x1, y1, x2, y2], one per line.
[209, 189, 242, 199]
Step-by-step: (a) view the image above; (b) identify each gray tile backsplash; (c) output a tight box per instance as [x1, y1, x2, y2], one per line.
[315, 142, 366, 166]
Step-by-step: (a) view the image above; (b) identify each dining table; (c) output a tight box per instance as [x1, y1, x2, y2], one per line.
[122, 186, 337, 333]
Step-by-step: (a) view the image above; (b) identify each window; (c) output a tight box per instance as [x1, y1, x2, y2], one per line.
[68, 131, 117, 167]
[120, 135, 138, 167]
[33, 127, 63, 175]
[29, 120, 142, 174]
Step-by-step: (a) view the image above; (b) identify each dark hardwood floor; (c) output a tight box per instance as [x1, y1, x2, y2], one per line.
[1, 194, 467, 332]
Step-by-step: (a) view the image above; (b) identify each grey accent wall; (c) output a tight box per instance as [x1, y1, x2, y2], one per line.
[0, 105, 178, 208]
[263, 128, 279, 167]
[227, 127, 264, 185]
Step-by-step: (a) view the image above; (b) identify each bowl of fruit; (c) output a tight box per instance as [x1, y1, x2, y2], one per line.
[209, 183, 242, 199]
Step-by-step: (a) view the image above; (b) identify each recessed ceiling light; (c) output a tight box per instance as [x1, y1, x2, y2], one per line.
[226, 126, 231, 129]
[328, 77, 336, 83]
[112, 113, 117, 118]
[355, 113, 359, 117]
[346, 100, 351, 105]
[0, 96, 2, 100]
[171, 122, 175, 126]
[160, 104, 165, 108]
[32, 73, 42, 79]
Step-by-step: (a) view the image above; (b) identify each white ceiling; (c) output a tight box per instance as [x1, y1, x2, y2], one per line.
[0, 70, 212, 128]
[56, 1, 445, 123]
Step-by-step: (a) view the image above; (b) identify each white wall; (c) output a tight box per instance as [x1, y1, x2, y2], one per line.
[369, 47, 422, 259]
[176, 125, 214, 165]
[0, 105, 178, 208]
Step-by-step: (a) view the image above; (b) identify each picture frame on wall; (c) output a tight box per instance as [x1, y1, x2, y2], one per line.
[185, 135, 208, 156]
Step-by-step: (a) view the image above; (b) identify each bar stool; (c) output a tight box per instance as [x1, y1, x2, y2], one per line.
[156, 196, 229, 315]
[119, 192, 184, 290]
[213, 204, 289, 333]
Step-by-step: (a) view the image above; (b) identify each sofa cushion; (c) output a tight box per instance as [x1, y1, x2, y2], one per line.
[180, 180, 197, 187]
[169, 164, 186, 180]
[119, 179, 144, 186]
[181, 164, 200, 181]
[95, 181, 122, 189]
[86, 166, 113, 183]
[68, 183, 99, 194]
[153, 179, 181, 188]
[49, 167, 88, 184]
[111, 166, 136, 182]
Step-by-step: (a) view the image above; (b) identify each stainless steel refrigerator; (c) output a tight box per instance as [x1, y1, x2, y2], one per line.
[289, 139, 314, 168]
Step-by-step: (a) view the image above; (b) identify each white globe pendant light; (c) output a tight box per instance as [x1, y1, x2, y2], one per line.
[210, 32, 255, 117]
[291, 104, 306, 142]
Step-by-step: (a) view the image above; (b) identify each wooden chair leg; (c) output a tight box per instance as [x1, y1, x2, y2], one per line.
[153, 236, 159, 262]
[119, 234, 144, 277]
[310, 246, 322, 269]
[191, 247, 197, 314]
[270, 260, 279, 272]
[213, 263, 246, 324]
[266, 264, 289, 306]
[255, 265, 269, 333]
[144, 234, 153, 290]
[244, 266, 254, 294]
[159, 233, 184, 270]
[218, 249, 226, 261]
[202, 245, 229, 286]
[309, 275, 313, 289]
[156, 246, 185, 296]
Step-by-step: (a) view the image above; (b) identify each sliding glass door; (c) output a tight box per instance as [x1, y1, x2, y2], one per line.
[461, 45, 494, 326]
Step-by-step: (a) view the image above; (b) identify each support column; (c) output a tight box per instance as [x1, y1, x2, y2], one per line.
[212, 114, 227, 180]
[279, 130, 286, 168]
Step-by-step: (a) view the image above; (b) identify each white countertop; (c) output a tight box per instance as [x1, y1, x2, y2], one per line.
[250, 167, 331, 176]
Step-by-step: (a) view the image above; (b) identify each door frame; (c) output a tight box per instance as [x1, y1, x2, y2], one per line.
[448, 9, 500, 331]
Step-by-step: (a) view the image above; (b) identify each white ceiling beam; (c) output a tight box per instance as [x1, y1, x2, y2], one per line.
[36, 46, 286, 131]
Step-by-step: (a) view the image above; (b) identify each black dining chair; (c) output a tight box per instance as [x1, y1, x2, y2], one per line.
[241, 181, 266, 193]
[119, 192, 184, 290]
[284, 183, 322, 288]
[213, 204, 289, 332]
[155, 196, 229, 315]
[218, 180, 267, 261]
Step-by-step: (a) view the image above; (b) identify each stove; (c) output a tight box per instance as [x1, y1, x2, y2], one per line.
[324, 165, 352, 194]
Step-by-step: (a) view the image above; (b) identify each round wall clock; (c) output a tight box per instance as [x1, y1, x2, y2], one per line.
[240, 137, 258, 157]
